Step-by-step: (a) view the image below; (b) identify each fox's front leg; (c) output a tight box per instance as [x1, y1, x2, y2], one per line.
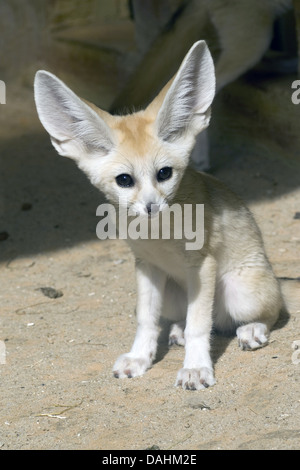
[176, 256, 216, 390]
[113, 260, 166, 379]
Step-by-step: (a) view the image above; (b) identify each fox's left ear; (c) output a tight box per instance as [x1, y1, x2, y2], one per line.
[34, 71, 115, 160]
[152, 40, 215, 143]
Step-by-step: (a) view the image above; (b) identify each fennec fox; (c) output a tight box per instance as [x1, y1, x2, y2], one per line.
[35, 41, 286, 390]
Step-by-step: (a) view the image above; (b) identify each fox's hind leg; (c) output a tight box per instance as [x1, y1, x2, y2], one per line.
[214, 264, 282, 350]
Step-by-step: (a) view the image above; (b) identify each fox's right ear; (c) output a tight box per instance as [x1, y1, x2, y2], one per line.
[152, 41, 215, 143]
[34, 71, 115, 160]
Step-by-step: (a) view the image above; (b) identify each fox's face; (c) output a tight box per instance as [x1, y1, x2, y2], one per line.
[88, 112, 194, 217]
[34, 41, 215, 216]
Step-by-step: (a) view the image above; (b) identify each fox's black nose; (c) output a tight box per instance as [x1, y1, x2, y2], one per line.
[146, 203, 159, 215]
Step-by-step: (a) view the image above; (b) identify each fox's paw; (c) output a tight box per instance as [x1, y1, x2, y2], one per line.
[175, 367, 215, 391]
[113, 354, 149, 379]
[236, 323, 269, 351]
[169, 322, 185, 346]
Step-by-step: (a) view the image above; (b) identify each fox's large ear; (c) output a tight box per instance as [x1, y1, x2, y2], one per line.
[34, 71, 115, 159]
[153, 41, 215, 143]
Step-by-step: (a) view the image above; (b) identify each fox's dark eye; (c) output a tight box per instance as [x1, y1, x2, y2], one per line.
[157, 166, 172, 182]
[116, 173, 134, 188]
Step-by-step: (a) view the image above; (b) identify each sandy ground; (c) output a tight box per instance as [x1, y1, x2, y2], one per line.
[0, 75, 299, 450]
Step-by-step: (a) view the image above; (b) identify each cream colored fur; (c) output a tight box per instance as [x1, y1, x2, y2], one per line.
[34, 40, 297, 391]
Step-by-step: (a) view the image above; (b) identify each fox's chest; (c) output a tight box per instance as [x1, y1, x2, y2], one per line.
[127, 238, 186, 285]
